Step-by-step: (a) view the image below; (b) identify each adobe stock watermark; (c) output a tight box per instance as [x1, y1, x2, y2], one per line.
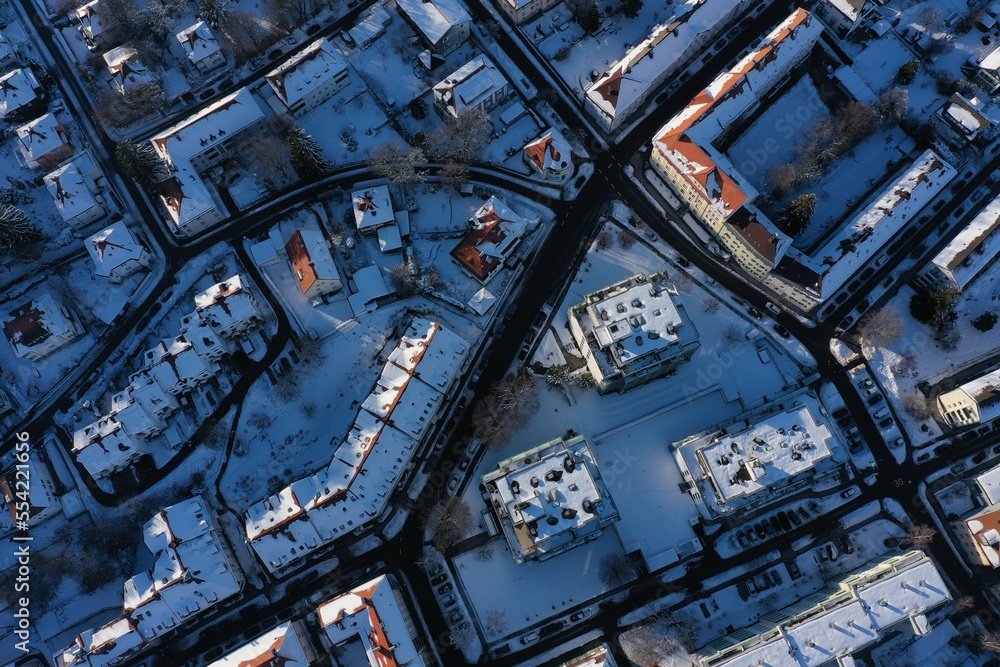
[11, 431, 33, 653]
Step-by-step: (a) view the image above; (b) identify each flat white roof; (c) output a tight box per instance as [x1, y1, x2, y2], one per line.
[784, 599, 878, 666]
[930, 193, 1000, 287]
[349, 265, 392, 315]
[978, 464, 1000, 505]
[698, 404, 833, 503]
[855, 559, 951, 631]
[585, 278, 682, 366]
[711, 636, 799, 667]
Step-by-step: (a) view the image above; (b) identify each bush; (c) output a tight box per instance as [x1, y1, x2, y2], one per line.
[973, 311, 998, 332]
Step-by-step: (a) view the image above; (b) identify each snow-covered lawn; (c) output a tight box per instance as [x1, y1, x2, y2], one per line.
[453, 529, 628, 641]
[296, 83, 403, 166]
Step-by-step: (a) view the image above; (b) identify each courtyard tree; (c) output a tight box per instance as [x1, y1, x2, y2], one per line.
[427, 497, 474, 551]
[910, 285, 960, 325]
[199, 0, 229, 28]
[857, 307, 904, 347]
[484, 608, 508, 636]
[221, 10, 277, 62]
[973, 311, 998, 332]
[472, 369, 540, 449]
[902, 394, 934, 420]
[546, 364, 571, 389]
[875, 87, 909, 125]
[582, 2, 601, 33]
[619, 0, 642, 19]
[0, 205, 41, 250]
[775, 193, 816, 236]
[434, 107, 492, 162]
[598, 553, 636, 588]
[408, 97, 428, 120]
[904, 523, 937, 549]
[115, 139, 167, 189]
[702, 296, 720, 314]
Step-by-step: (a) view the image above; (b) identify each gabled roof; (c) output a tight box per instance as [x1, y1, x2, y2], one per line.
[3, 291, 77, 358]
[86, 222, 145, 277]
[523, 129, 571, 174]
[17, 112, 71, 162]
[266, 38, 347, 109]
[395, 0, 470, 46]
[104, 45, 152, 93]
[46, 162, 100, 224]
[450, 196, 527, 280]
[285, 229, 340, 295]
[351, 185, 394, 230]
[206, 622, 313, 667]
[0, 67, 40, 118]
[176, 21, 221, 63]
[433, 55, 508, 117]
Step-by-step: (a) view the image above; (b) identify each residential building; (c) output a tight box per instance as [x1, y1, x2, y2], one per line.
[933, 93, 995, 148]
[47, 162, 105, 229]
[191, 274, 263, 339]
[917, 193, 1000, 291]
[317, 575, 427, 667]
[245, 318, 468, 571]
[16, 112, 73, 170]
[395, 0, 471, 55]
[53, 617, 144, 667]
[2, 291, 84, 361]
[347, 4, 393, 47]
[483, 433, 620, 564]
[523, 129, 572, 182]
[433, 55, 510, 119]
[176, 22, 225, 74]
[450, 196, 528, 282]
[975, 464, 1000, 506]
[957, 503, 1000, 568]
[650, 9, 955, 311]
[72, 415, 146, 480]
[86, 222, 150, 282]
[0, 30, 18, 70]
[813, 0, 878, 38]
[694, 551, 952, 666]
[139, 335, 220, 395]
[285, 229, 343, 303]
[0, 458, 60, 524]
[568, 273, 700, 394]
[123, 497, 242, 640]
[206, 622, 318, 666]
[0, 67, 42, 119]
[266, 38, 349, 116]
[351, 184, 395, 233]
[585, 0, 756, 133]
[74, 0, 113, 51]
[104, 45, 152, 95]
[491, 0, 559, 26]
[558, 646, 617, 667]
[937, 368, 1000, 428]
[673, 395, 840, 518]
[150, 88, 265, 236]
[970, 45, 1000, 95]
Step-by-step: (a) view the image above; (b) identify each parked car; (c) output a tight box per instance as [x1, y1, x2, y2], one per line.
[832, 407, 849, 419]
[748, 306, 763, 320]
[973, 451, 988, 464]
[449, 610, 464, 624]
[438, 583, 453, 595]
[789, 511, 802, 527]
[788, 561, 801, 579]
[429, 564, 444, 577]
[890, 437, 904, 448]
[773, 324, 790, 338]
[520, 631, 539, 645]
[431, 574, 447, 586]
[879, 417, 894, 429]
[841, 488, 858, 499]
[859, 378, 874, 389]
[771, 569, 783, 585]
[746, 579, 757, 594]
[867, 394, 884, 406]
[569, 610, 591, 623]
[441, 594, 457, 607]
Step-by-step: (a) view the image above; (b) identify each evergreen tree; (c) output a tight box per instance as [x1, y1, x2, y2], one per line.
[897, 59, 919, 85]
[619, 0, 642, 19]
[910, 286, 960, 325]
[0, 205, 42, 250]
[115, 139, 166, 190]
[286, 126, 332, 182]
[583, 2, 601, 32]
[199, 0, 229, 28]
[775, 193, 816, 236]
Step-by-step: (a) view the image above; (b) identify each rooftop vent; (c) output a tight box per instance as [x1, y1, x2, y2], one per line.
[564, 456, 575, 473]
[530, 476, 540, 488]
[511, 480, 520, 494]
[562, 508, 577, 520]
[545, 469, 563, 483]
[546, 516, 559, 526]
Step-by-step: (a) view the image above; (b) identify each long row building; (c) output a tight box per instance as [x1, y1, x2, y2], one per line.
[243, 317, 469, 571]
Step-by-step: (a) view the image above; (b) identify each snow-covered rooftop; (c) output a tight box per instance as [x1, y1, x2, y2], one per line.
[433, 54, 509, 117]
[395, 0, 470, 46]
[206, 622, 313, 666]
[2, 290, 80, 360]
[75, 0, 107, 40]
[784, 599, 878, 665]
[46, 162, 101, 225]
[317, 575, 425, 667]
[265, 37, 347, 109]
[929, 192, 1000, 288]
[285, 229, 340, 294]
[176, 21, 221, 64]
[484, 434, 619, 562]
[524, 128, 572, 176]
[85, 222, 145, 278]
[352, 184, 394, 230]
[17, 112, 71, 164]
[813, 150, 956, 294]
[585, 0, 743, 123]
[71, 415, 141, 479]
[696, 403, 834, 504]
[124, 497, 240, 640]
[450, 196, 528, 280]
[965, 504, 1000, 567]
[349, 265, 392, 315]
[977, 464, 1000, 505]
[53, 617, 144, 667]
[193, 274, 260, 336]
[0, 67, 40, 118]
[103, 45, 152, 93]
[855, 558, 950, 631]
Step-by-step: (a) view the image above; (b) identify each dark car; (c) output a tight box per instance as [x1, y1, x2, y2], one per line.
[787, 561, 801, 579]
[867, 394, 884, 406]
[773, 324, 790, 338]
[879, 417, 894, 429]
[431, 574, 447, 586]
[833, 407, 849, 419]
[748, 306, 763, 320]
[438, 583, 453, 595]
[677, 256, 691, 268]
[769, 516, 783, 533]
[754, 523, 766, 539]
[777, 511, 791, 531]
[973, 451, 988, 464]
[789, 511, 802, 527]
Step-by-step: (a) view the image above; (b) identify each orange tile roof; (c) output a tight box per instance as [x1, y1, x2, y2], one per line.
[285, 230, 318, 295]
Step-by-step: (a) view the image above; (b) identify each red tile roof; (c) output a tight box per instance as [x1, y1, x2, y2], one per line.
[285, 230, 318, 295]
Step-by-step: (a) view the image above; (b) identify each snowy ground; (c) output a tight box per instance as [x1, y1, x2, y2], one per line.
[453, 530, 628, 642]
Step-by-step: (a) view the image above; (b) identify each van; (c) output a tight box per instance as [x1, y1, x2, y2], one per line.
[873, 408, 890, 420]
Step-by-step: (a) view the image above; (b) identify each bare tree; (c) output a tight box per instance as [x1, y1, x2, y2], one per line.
[221, 11, 278, 63]
[0, 205, 42, 250]
[980, 629, 1000, 655]
[596, 231, 614, 250]
[902, 394, 934, 420]
[474, 541, 497, 562]
[388, 262, 418, 297]
[264, 0, 313, 32]
[875, 87, 909, 125]
[598, 553, 635, 588]
[904, 523, 937, 549]
[472, 369, 540, 449]
[722, 324, 743, 344]
[368, 141, 426, 184]
[621, 619, 685, 667]
[433, 107, 492, 162]
[427, 497, 474, 551]
[234, 127, 293, 191]
[702, 297, 720, 314]
[618, 230, 637, 249]
[858, 307, 904, 347]
[439, 160, 469, 189]
[956, 595, 977, 612]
